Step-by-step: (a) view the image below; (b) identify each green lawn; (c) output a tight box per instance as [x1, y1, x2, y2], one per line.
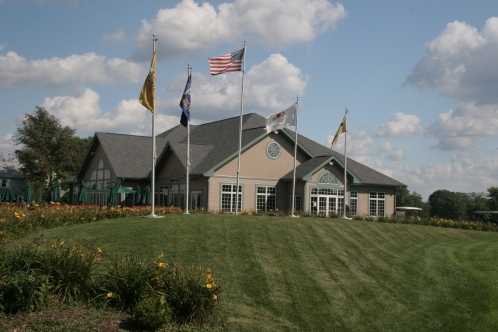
[27, 215, 498, 331]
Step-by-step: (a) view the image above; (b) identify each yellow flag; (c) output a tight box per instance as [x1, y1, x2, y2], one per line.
[331, 115, 347, 147]
[139, 47, 157, 112]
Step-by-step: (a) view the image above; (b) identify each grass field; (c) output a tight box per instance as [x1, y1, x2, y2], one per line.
[23, 215, 498, 331]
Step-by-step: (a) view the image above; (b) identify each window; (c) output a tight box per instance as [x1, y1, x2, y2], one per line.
[159, 186, 170, 206]
[221, 184, 242, 213]
[0, 179, 7, 188]
[256, 186, 276, 213]
[310, 186, 345, 217]
[349, 192, 358, 216]
[266, 141, 281, 160]
[293, 195, 302, 212]
[191, 191, 203, 210]
[369, 192, 385, 217]
[171, 184, 185, 208]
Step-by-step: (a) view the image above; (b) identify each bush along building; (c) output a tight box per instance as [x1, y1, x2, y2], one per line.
[77, 113, 404, 217]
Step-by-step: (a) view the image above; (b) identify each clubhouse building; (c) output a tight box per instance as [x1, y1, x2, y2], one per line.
[78, 113, 404, 217]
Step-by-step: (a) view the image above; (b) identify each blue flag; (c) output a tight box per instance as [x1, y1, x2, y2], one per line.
[179, 73, 191, 127]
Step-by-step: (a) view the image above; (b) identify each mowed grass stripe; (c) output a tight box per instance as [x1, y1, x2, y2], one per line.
[26, 215, 498, 332]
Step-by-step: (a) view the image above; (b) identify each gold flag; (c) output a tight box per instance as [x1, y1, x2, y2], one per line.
[139, 47, 157, 112]
[331, 115, 347, 147]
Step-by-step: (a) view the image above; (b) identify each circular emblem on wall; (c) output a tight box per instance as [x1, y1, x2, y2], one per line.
[266, 141, 281, 160]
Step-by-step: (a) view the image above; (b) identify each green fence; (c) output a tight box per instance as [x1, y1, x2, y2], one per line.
[77, 185, 151, 206]
[0, 187, 18, 202]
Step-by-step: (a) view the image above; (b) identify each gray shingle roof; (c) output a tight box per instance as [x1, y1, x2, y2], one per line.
[84, 113, 403, 187]
[94, 132, 167, 179]
[281, 129, 404, 186]
[282, 156, 331, 180]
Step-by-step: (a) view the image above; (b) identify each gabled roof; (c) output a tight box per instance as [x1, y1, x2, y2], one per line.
[280, 129, 404, 186]
[282, 156, 332, 181]
[81, 113, 404, 187]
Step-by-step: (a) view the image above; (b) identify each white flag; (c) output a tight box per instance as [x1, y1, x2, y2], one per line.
[266, 103, 297, 133]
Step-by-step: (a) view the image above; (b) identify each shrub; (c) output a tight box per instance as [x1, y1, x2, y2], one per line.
[0, 242, 97, 303]
[38, 241, 97, 302]
[130, 292, 171, 331]
[99, 256, 152, 311]
[0, 271, 49, 314]
[152, 265, 220, 324]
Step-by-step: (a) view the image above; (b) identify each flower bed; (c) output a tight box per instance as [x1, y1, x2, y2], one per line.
[0, 203, 182, 242]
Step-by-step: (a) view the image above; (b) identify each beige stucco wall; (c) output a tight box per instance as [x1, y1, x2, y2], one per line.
[352, 187, 396, 218]
[208, 132, 307, 212]
[214, 133, 306, 179]
[208, 176, 304, 213]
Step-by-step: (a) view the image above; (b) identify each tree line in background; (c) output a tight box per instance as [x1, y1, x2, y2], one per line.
[397, 186, 498, 221]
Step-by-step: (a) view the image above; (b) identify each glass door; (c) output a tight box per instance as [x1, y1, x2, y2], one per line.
[318, 196, 327, 216]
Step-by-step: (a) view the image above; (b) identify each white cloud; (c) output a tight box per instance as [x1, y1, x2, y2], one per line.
[395, 154, 498, 198]
[377, 112, 423, 137]
[160, 53, 306, 120]
[330, 129, 497, 198]
[102, 29, 127, 43]
[429, 102, 498, 150]
[407, 19, 498, 102]
[330, 130, 405, 172]
[136, 0, 346, 57]
[408, 17, 498, 149]
[0, 51, 144, 87]
[41, 89, 177, 135]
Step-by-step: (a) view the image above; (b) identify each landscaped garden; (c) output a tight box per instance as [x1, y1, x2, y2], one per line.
[2, 204, 498, 331]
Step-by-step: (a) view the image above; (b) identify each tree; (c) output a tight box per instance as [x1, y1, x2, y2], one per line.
[428, 190, 469, 220]
[15, 107, 91, 201]
[488, 187, 498, 210]
[396, 186, 429, 216]
[397, 186, 424, 207]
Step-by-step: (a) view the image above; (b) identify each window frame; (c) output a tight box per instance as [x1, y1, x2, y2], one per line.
[219, 183, 243, 213]
[255, 185, 277, 214]
[369, 192, 385, 217]
[349, 192, 358, 216]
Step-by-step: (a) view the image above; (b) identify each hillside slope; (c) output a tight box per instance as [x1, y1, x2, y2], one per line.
[32, 215, 498, 331]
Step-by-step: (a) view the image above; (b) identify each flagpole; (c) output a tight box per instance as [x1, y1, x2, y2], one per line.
[291, 97, 299, 217]
[185, 65, 191, 215]
[343, 108, 348, 219]
[150, 33, 158, 217]
[234, 41, 246, 215]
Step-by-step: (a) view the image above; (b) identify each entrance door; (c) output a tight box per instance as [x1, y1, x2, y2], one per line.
[328, 196, 337, 216]
[310, 188, 344, 217]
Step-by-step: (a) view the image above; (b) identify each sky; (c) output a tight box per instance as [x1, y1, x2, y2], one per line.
[1, 0, 497, 198]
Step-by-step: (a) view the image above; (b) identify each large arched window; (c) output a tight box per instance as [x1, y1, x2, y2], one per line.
[318, 171, 341, 186]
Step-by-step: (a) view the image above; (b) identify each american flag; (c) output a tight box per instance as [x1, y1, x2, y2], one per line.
[208, 48, 245, 75]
